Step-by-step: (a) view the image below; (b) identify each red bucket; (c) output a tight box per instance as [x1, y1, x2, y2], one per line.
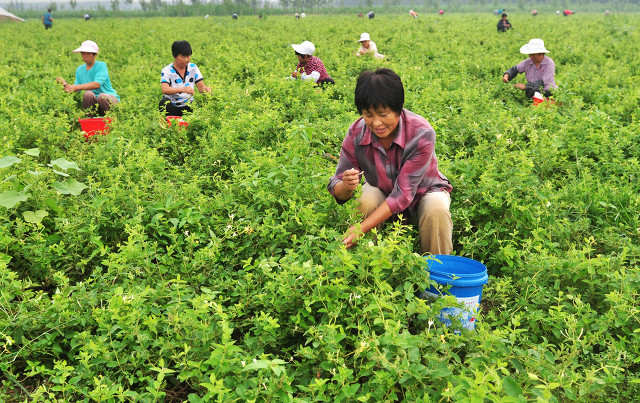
[166, 116, 189, 127]
[79, 117, 112, 139]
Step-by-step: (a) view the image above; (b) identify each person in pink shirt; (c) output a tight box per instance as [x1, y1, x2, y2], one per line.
[328, 68, 453, 255]
[502, 38, 557, 98]
[290, 41, 334, 86]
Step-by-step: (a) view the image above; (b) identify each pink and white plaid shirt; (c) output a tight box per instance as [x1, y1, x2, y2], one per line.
[296, 56, 331, 81]
[516, 56, 557, 91]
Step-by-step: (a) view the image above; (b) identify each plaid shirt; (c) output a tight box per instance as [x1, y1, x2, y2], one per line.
[296, 56, 331, 81]
[515, 56, 557, 91]
[328, 109, 452, 215]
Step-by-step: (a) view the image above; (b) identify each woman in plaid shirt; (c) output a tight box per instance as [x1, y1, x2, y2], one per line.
[290, 41, 334, 85]
[328, 68, 453, 255]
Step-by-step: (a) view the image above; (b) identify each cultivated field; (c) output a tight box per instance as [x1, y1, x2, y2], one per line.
[1, 12, 639, 401]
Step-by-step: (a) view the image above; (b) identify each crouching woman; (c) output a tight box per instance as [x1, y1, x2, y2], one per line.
[327, 68, 453, 255]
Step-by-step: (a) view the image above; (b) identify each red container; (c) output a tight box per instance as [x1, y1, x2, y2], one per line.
[166, 116, 189, 127]
[79, 117, 112, 139]
[532, 97, 557, 107]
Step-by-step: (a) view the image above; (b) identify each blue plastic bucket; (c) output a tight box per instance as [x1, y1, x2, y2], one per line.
[422, 255, 489, 330]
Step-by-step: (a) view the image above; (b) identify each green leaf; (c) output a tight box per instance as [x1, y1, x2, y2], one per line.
[23, 210, 49, 224]
[49, 158, 80, 171]
[52, 179, 87, 196]
[52, 169, 70, 177]
[0, 190, 30, 208]
[502, 376, 523, 397]
[0, 156, 22, 168]
[24, 148, 40, 157]
[28, 170, 46, 176]
[243, 360, 270, 371]
[44, 198, 62, 213]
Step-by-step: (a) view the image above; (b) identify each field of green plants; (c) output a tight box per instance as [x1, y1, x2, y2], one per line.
[1, 12, 639, 401]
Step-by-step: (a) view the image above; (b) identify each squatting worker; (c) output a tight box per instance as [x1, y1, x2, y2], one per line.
[327, 68, 453, 255]
[502, 38, 557, 98]
[355, 33, 384, 60]
[56, 40, 120, 117]
[291, 41, 334, 85]
[159, 40, 211, 116]
[497, 13, 511, 32]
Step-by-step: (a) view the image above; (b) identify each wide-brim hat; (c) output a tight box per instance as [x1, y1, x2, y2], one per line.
[291, 40, 315, 56]
[520, 38, 549, 54]
[358, 33, 371, 42]
[73, 40, 99, 53]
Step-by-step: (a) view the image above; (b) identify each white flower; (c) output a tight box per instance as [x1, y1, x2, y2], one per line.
[253, 358, 257, 363]
[241, 361, 246, 367]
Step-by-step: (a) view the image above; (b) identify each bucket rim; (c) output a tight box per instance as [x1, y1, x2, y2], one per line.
[424, 255, 488, 285]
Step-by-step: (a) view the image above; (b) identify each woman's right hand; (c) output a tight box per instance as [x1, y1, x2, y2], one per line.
[181, 86, 195, 95]
[342, 168, 361, 191]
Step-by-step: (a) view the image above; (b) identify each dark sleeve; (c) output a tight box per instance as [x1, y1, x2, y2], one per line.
[504, 66, 519, 81]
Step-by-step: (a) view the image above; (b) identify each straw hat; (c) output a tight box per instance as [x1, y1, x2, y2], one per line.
[73, 40, 99, 53]
[291, 41, 315, 56]
[358, 33, 371, 42]
[520, 38, 549, 54]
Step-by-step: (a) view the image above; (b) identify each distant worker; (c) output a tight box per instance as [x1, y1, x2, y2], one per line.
[438, 9, 444, 15]
[56, 40, 120, 117]
[301, 12, 306, 18]
[357, 12, 363, 17]
[531, 9, 538, 16]
[295, 13, 300, 19]
[604, 10, 610, 16]
[563, 9, 573, 16]
[83, 13, 91, 21]
[497, 13, 512, 32]
[355, 33, 384, 59]
[159, 40, 211, 117]
[409, 9, 418, 18]
[502, 38, 557, 99]
[367, 11, 374, 19]
[232, 13, 238, 19]
[42, 8, 53, 29]
[290, 41, 334, 85]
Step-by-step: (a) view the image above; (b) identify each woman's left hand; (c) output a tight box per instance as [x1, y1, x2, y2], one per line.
[514, 83, 526, 90]
[342, 225, 363, 249]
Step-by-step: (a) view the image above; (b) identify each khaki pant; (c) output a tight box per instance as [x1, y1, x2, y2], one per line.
[357, 183, 453, 255]
[83, 91, 118, 117]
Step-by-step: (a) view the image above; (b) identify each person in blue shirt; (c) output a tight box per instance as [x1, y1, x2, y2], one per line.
[42, 9, 53, 29]
[56, 40, 120, 117]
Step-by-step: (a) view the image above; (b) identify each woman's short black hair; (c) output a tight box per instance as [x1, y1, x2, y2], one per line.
[172, 40, 192, 58]
[354, 68, 404, 115]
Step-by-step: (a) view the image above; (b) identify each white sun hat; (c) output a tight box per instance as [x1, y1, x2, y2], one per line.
[291, 41, 315, 56]
[73, 40, 99, 53]
[520, 38, 549, 54]
[358, 32, 371, 42]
